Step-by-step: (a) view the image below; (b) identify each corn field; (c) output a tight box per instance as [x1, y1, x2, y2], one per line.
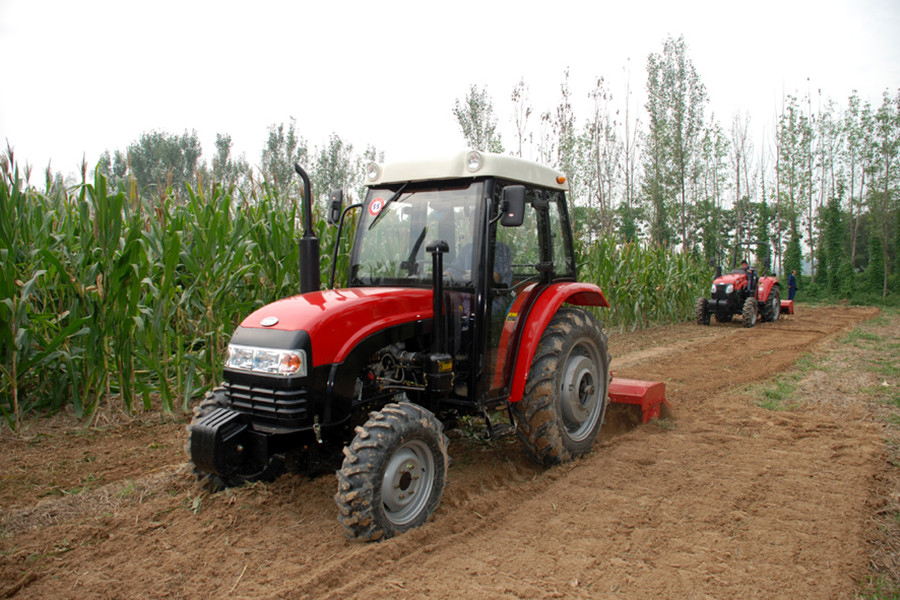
[1, 162, 705, 428]
[577, 238, 708, 330]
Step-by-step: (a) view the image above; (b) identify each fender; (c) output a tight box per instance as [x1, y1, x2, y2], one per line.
[756, 277, 779, 302]
[506, 282, 609, 403]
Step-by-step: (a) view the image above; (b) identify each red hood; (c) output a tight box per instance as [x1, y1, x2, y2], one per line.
[713, 273, 747, 287]
[240, 287, 433, 366]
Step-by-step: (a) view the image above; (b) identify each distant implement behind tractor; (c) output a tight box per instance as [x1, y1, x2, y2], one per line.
[187, 151, 669, 541]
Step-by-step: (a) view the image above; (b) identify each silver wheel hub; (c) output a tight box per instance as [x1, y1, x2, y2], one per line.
[560, 345, 603, 442]
[381, 440, 434, 525]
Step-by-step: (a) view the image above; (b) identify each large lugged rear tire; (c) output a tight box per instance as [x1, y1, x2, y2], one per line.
[335, 402, 449, 542]
[762, 287, 781, 322]
[695, 297, 710, 325]
[511, 307, 610, 466]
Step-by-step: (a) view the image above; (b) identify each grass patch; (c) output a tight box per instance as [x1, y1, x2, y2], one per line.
[755, 380, 799, 411]
[859, 575, 900, 600]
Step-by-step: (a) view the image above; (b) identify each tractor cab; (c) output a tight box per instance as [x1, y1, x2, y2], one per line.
[333, 151, 581, 409]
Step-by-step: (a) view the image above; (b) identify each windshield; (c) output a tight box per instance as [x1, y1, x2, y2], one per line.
[350, 182, 483, 287]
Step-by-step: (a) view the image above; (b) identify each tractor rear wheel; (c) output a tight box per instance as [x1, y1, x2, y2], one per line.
[512, 307, 610, 466]
[762, 287, 781, 322]
[335, 402, 449, 542]
[695, 297, 710, 325]
[742, 296, 758, 328]
[185, 388, 282, 491]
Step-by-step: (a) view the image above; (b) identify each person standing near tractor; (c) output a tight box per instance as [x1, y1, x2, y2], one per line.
[788, 270, 798, 300]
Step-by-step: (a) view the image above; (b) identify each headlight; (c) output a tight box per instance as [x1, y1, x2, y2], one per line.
[725, 284, 734, 294]
[465, 150, 484, 172]
[225, 344, 307, 377]
[710, 283, 717, 294]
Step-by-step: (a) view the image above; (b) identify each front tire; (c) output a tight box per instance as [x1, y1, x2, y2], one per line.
[695, 297, 711, 325]
[512, 307, 610, 466]
[335, 403, 449, 542]
[742, 296, 758, 328]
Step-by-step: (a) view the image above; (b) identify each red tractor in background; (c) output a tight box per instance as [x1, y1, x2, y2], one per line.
[188, 151, 667, 542]
[695, 242, 794, 327]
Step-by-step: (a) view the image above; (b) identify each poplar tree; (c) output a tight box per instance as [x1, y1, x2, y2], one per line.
[452, 85, 504, 154]
[642, 35, 707, 250]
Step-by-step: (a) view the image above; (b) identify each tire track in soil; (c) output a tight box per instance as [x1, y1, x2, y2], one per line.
[1, 305, 883, 600]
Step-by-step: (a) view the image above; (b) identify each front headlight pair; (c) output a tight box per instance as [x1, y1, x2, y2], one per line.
[710, 283, 735, 295]
[225, 344, 307, 377]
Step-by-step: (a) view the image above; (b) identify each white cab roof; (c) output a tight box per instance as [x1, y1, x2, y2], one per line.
[366, 150, 569, 191]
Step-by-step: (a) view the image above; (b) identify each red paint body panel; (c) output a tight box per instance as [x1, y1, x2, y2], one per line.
[506, 282, 609, 403]
[608, 377, 669, 423]
[239, 288, 433, 366]
[754, 276, 779, 302]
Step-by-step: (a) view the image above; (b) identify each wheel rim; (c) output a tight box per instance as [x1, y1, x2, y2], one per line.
[560, 341, 604, 442]
[381, 440, 435, 526]
[773, 295, 781, 320]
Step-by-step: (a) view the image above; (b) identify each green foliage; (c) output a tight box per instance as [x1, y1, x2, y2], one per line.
[261, 118, 309, 197]
[125, 130, 203, 198]
[452, 85, 504, 153]
[783, 227, 803, 278]
[643, 35, 707, 250]
[869, 235, 886, 293]
[577, 238, 708, 330]
[0, 155, 329, 427]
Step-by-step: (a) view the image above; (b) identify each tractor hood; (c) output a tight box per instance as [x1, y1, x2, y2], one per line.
[713, 272, 747, 287]
[237, 287, 433, 367]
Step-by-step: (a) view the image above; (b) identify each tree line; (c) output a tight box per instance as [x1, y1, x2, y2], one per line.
[453, 36, 900, 300]
[77, 118, 382, 210]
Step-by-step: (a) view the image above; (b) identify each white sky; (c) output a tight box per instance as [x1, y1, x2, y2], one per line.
[1, 0, 898, 180]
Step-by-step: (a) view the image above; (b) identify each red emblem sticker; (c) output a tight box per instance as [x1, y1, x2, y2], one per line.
[368, 197, 385, 217]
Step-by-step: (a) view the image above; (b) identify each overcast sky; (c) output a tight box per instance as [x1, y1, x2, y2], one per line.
[1, 0, 898, 180]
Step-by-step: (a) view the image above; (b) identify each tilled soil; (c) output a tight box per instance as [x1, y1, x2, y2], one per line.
[0, 304, 893, 599]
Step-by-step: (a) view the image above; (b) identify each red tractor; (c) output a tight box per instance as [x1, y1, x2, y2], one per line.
[188, 151, 667, 541]
[695, 242, 794, 327]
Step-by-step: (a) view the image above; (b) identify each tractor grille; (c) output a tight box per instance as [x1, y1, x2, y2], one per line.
[713, 284, 730, 299]
[223, 380, 309, 428]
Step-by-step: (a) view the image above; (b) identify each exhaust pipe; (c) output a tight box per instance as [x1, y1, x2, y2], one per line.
[294, 163, 320, 294]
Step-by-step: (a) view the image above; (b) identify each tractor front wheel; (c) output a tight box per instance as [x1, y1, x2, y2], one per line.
[695, 297, 711, 325]
[512, 307, 610, 466]
[742, 296, 758, 328]
[335, 402, 449, 542]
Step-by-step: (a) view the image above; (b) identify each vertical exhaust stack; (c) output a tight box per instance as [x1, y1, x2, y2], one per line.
[294, 163, 320, 294]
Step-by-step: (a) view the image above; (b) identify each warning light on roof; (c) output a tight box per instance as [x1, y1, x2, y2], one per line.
[557, 176, 567, 184]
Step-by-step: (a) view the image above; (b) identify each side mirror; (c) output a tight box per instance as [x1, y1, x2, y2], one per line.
[327, 190, 343, 226]
[500, 186, 526, 227]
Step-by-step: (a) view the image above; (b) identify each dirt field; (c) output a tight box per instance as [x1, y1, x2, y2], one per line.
[2, 304, 898, 599]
